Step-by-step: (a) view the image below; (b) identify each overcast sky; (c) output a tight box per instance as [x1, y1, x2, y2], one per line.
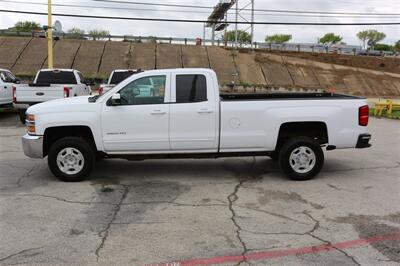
[0, 0, 399, 46]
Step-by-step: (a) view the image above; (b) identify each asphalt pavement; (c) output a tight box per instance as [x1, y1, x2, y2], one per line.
[0, 113, 399, 266]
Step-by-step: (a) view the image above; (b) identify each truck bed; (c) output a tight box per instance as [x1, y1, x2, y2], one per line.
[220, 92, 362, 101]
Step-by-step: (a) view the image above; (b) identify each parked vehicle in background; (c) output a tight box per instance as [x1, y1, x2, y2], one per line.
[98, 69, 142, 95]
[0, 69, 20, 107]
[21, 68, 372, 182]
[13, 69, 93, 123]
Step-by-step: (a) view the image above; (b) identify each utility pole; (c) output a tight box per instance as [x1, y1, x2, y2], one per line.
[234, 0, 239, 49]
[250, 0, 254, 49]
[47, 0, 53, 69]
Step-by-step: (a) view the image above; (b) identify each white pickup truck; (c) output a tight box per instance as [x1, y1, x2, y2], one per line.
[21, 68, 371, 182]
[98, 69, 142, 95]
[0, 69, 20, 107]
[13, 69, 92, 123]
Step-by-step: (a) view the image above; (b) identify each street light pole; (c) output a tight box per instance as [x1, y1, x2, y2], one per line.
[47, 0, 53, 69]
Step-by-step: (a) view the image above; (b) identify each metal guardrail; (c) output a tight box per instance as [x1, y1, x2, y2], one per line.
[0, 30, 397, 56]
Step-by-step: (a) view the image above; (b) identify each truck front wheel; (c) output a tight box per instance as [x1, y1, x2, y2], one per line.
[48, 137, 95, 182]
[279, 137, 324, 181]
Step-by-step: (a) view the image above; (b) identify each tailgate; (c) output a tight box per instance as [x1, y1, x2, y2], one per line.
[16, 86, 64, 103]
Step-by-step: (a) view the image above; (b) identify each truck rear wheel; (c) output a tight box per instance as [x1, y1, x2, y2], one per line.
[18, 109, 26, 124]
[279, 137, 324, 181]
[48, 137, 95, 182]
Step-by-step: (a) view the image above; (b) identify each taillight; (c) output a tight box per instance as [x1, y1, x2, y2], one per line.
[359, 105, 369, 126]
[12, 85, 16, 103]
[98, 87, 103, 95]
[64, 87, 70, 98]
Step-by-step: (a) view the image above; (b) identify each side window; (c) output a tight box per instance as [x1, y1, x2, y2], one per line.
[176, 75, 207, 103]
[118, 75, 166, 105]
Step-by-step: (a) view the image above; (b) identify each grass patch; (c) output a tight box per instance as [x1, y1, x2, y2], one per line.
[370, 108, 400, 120]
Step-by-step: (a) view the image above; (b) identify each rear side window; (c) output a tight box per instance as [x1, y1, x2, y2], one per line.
[176, 75, 207, 103]
[110, 71, 136, 84]
[36, 71, 77, 84]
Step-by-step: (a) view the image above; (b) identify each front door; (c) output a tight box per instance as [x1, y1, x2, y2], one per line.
[169, 73, 218, 152]
[101, 74, 171, 152]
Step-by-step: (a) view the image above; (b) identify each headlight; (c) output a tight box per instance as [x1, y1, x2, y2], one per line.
[26, 114, 36, 134]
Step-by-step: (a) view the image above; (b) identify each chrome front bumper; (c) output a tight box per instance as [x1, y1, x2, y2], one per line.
[22, 134, 44, 158]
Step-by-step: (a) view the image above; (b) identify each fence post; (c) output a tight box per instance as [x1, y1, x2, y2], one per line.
[185, 38, 187, 45]
[297, 45, 300, 52]
[169, 37, 172, 44]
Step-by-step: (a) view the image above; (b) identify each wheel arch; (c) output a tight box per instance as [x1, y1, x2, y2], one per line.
[43, 125, 97, 157]
[275, 121, 329, 152]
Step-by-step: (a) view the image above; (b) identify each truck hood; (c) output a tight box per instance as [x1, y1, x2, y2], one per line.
[27, 96, 94, 115]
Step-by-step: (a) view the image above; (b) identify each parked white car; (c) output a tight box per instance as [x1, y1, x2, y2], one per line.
[13, 69, 92, 123]
[98, 69, 142, 95]
[0, 69, 20, 107]
[22, 68, 371, 182]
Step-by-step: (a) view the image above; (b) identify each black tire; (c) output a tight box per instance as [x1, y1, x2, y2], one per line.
[279, 137, 324, 181]
[18, 109, 26, 124]
[48, 137, 95, 182]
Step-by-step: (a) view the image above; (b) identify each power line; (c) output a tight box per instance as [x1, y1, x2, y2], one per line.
[91, 0, 400, 16]
[2, 0, 400, 19]
[1, 9, 399, 25]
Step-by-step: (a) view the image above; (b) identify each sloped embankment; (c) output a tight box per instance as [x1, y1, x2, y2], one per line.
[0, 37, 399, 97]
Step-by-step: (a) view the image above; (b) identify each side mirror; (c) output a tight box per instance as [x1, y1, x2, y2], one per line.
[111, 93, 121, 105]
[14, 78, 21, 84]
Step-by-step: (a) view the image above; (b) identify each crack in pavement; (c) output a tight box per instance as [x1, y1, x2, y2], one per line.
[0, 247, 43, 263]
[0, 193, 117, 205]
[235, 205, 307, 225]
[303, 211, 361, 266]
[226, 157, 259, 266]
[228, 178, 249, 266]
[238, 212, 361, 266]
[94, 185, 129, 261]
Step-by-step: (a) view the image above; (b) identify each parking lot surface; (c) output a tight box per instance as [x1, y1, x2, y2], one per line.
[0, 113, 399, 266]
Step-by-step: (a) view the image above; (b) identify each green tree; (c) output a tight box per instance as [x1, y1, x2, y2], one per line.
[89, 29, 110, 40]
[373, 43, 393, 52]
[265, 34, 292, 44]
[394, 40, 400, 52]
[318, 33, 343, 45]
[66, 27, 85, 39]
[11, 21, 41, 32]
[357, 29, 386, 49]
[223, 30, 251, 45]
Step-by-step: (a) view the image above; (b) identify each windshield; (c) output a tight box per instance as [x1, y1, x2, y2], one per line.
[36, 71, 77, 84]
[110, 71, 136, 85]
[0, 71, 16, 82]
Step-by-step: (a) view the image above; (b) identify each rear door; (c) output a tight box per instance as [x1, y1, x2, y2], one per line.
[169, 72, 218, 152]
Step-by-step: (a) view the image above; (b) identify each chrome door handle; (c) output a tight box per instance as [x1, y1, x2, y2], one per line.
[151, 110, 167, 115]
[198, 108, 213, 114]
